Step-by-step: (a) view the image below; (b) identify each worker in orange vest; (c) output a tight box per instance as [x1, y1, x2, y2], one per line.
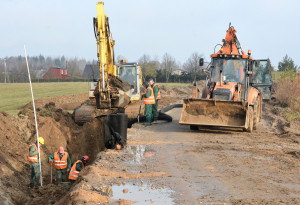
[149, 78, 161, 122]
[142, 81, 155, 126]
[69, 155, 89, 184]
[27, 137, 44, 188]
[48, 146, 71, 184]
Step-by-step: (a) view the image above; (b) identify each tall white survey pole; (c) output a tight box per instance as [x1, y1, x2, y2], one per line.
[24, 45, 43, 187]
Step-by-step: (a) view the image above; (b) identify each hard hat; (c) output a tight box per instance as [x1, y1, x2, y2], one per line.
[82, 155, 89, 163]
[58, 146, 64, 154]
[38, 137, 44, 145]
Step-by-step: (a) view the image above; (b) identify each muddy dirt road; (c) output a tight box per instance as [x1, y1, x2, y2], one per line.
[63, 100, 300, 204]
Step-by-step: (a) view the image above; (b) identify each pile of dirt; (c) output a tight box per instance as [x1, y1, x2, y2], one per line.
[0, 102, 106, 204]
[23, 93, 88, 111]
[158, 86, 193, 109]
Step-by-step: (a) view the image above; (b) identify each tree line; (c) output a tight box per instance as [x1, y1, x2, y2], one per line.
[0, 53, 298, 83]
[137, 52, 206, 83]
[0, 55, 95, 83]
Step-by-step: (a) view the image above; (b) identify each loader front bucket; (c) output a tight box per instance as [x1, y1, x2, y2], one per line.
[179, 99, 247, 128]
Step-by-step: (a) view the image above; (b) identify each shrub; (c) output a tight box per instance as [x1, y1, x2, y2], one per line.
[275, 73, 300, 112]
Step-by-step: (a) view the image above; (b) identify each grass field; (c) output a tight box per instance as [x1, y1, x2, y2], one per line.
[0, 82, 190, 115]
[0, 82, 89, 115]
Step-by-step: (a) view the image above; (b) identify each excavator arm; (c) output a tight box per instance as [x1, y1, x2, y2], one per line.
[94, 2, 116, 88]
[93, 2, 131, 109]
[211, 23, 248, 58]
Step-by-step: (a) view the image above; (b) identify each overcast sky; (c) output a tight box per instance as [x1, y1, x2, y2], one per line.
[0, 0, 299, 68]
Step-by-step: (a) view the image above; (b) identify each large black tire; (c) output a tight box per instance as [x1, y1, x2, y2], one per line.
[247, 106, 254, 133]
[190, 125, 198, 130]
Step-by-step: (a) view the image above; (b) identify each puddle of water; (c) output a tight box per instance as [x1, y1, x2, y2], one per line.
[111, 183, 174, 204]
[126, 145, 156, 165]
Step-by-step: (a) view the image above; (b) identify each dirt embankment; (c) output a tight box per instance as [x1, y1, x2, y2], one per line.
[0, 102, 105, 204]
[0, 84, 193, 204]
[23, 93, 88, 111]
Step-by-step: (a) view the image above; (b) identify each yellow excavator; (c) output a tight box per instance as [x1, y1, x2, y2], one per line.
[74, 1, 142, 124]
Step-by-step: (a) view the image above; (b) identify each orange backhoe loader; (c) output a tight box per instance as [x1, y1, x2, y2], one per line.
[180, 24, 268, 132]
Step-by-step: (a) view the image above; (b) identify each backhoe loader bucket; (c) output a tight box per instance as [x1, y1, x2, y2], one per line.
[179, 99, 247, 128]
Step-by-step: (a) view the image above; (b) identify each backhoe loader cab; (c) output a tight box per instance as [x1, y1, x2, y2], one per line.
[251, 59, 273, 100]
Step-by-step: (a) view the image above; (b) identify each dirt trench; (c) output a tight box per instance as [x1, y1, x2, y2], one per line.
[0, 103, 106, 205]
[0, 85, 193, 204]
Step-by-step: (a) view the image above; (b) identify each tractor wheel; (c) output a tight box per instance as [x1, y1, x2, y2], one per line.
[246, 107, 254, 133]
[253, 97, 260, 130]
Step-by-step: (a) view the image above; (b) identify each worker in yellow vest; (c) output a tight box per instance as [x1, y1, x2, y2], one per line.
[149, 78, 161, 122]
[142, 81, 155, 126]
[48, 146, 71, 184]
[27, 137, 44, 188]
[69, 155, 89, 184]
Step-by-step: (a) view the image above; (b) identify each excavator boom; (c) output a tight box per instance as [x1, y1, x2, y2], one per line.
[74, 1, 142, 124]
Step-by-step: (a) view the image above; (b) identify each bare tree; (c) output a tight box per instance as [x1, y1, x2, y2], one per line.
[183, 52, 203, 78]
[116, 55, 125, 63]
[161, 53, 176, 83]
[138, 54, 158, 81]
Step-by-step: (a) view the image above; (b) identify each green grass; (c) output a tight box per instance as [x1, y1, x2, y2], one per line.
[159, 83, 192, 89]
[0, 82, 89, 115]
[285, 112, 300, 121]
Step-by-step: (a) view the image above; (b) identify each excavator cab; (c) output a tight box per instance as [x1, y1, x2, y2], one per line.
[117, 61, 142, 103]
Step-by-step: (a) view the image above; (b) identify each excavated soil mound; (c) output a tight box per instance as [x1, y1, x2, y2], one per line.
[23, 93, 88, 111]
[0, 102, 105, 204]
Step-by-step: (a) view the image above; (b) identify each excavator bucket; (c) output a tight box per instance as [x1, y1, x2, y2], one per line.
[179, 99, 247, 128]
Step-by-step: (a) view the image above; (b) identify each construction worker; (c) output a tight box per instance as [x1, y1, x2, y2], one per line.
[27, 137, 44, 188]
[69, 155, 89, 184]
[149, 78, 161, 121]
[48, 146, 71, 184]
[142, 81, 155, 126]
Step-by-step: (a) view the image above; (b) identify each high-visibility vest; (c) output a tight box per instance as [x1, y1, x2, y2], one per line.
[27, 144, 39, 162]
[143, 86, 155, 104]
[153, 83, 161, 100]
[54, 152, 68, 170]
[68, 160, 84, 181]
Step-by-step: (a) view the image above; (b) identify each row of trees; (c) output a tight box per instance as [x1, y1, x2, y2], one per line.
[0, 55, 95, 83]
[0, 53, 298, 83]
[138, 52, 206, 83]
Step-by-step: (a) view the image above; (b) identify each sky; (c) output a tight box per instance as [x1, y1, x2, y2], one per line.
[0, 0, 299, 68]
